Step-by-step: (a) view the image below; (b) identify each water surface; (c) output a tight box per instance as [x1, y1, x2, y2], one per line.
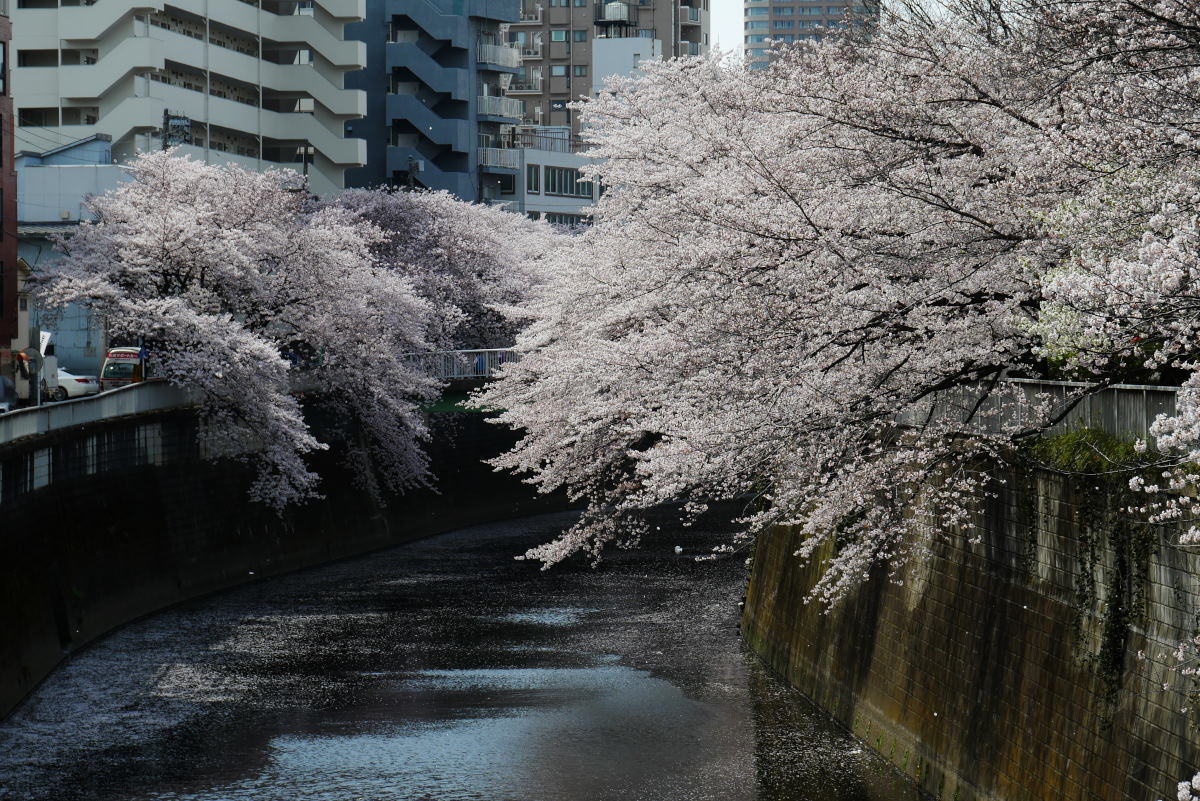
[0, 512, 919, 801]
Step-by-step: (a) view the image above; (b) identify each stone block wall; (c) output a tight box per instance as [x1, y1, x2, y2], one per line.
[742, 468, 1200, 801]
[0, 407, 564, 720]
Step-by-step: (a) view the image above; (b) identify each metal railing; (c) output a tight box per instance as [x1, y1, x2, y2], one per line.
[507, 77, 543, 93]
[477, 42, 522, 68]
[900, 378, 1181, 446]
[0, 381, 200, 449]
[0, 350, 522, 447]
[479, 146, 521, 169]
[406, 348, 520, 379]
[478, 95, 524, 119]
[595, 0, 638, 24]
[517, 6, 543, 23]
[516, 129, 586, 153]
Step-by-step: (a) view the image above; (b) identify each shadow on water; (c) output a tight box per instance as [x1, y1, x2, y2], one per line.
[0, 511, 920, 801]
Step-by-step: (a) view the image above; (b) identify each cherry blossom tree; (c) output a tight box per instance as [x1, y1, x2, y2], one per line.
[478, 0, 1200, 604]
[326, 188, 555, 350]
[37, 151, 439, 508]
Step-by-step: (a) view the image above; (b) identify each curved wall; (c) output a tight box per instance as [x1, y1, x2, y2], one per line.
[0, 406, 564, 719]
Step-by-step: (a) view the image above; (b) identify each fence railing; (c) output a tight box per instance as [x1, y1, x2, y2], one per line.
[478, 146, 521, 169]
[478, 95, 524, 119]
[901, 378, 1181, 446]
[477, 42, 522, 68]
[405, 348, 520, 380]
[0, 350, 521, 448]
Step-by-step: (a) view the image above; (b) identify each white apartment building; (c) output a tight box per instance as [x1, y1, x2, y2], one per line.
[12, 0, 368, 196]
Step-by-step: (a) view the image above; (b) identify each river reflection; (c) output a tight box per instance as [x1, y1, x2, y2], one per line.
[0, 512, 918, 801]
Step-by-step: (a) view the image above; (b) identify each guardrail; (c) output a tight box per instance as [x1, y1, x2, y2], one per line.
[0, 350, 521, 448]
[0, 381, 199, 449]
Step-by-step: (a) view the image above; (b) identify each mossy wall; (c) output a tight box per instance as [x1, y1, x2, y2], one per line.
[742, 467, 1200, 801]
[0, 409, 565, 720]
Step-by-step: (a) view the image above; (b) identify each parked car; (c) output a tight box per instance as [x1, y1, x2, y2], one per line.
[52, 368, 101, 401]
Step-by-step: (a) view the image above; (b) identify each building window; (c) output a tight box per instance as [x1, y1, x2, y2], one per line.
[527, 164, 541, 193]
[774, 5, 793, 12]
[828, 5, 844, 11]
[573, 64, 587, 76]
[573, 29, 588, 41]
[745, 20, 768, 28]
[499, 174, 516, 195]
[0, 44, 7, 95]
[574, 0, 587, 7]
[545, 213, 589, 226]
[745, 6, 769, 14]
[550, 64, 567, 76]
[545, 166, 593, 197]
[746, 34, 769, 43]
[551, 29, 567, 40]
[638, 28, 655, 37]
[773, 19, 793, 27]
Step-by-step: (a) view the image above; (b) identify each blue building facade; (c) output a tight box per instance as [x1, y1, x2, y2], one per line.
[346, 0, 524, 202]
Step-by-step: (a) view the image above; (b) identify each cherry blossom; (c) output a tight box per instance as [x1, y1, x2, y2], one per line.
[37, 151, 440, 508]
[478, 0, 1200, 606]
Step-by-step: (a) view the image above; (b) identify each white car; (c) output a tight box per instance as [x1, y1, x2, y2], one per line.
[53, 368, 101, 401]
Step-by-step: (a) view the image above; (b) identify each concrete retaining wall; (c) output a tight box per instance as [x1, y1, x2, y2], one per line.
[0, 406, 563, 720]
[742, 468, 1200, 801]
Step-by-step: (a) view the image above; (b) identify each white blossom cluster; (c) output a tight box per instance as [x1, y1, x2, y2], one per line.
[476, 0, 1200, 608]
[38, 152, 554, 507]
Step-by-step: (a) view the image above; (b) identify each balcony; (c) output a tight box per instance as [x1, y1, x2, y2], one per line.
[515, 5, 543, 24]
[521, 45, 543, 59]
[478, 95, 524, 120]
[479, 147, 520, 169]
[680, 5, 701, 23]
[682, 41, 702, 55]
[594, 1, 638, 25]
[477, 43, 522, 69]
[507, 77, 543, 93]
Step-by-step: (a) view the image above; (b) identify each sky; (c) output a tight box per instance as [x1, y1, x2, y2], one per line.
[711, 0, 744, 54]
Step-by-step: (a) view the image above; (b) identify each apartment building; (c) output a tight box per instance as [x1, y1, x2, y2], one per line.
[11, 0, 368, 197]
[744, 0, 875, 70]
[507, 0, 709, 131]
[344, 0, 521, 201]
[0, 0, 19, 385]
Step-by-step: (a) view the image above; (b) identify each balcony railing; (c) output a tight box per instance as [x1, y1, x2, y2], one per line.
[478, 95, 524, 119]
[516, 130, 586, 153]
[681, 5, 701, 22]
[479, 147, 521, 169]
[507, 78, 543, 93]
[521, 45, 542, 58]
[595, 1, 638, 24]
[682, 41, 702, 55]
[516, 6, 543, 23]
[477, 42, 522, 68]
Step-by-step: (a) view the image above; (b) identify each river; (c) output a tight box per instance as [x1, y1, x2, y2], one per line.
[0, 511, 919, 801]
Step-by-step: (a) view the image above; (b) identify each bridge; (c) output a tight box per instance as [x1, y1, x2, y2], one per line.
[0, 348, 518, 450]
